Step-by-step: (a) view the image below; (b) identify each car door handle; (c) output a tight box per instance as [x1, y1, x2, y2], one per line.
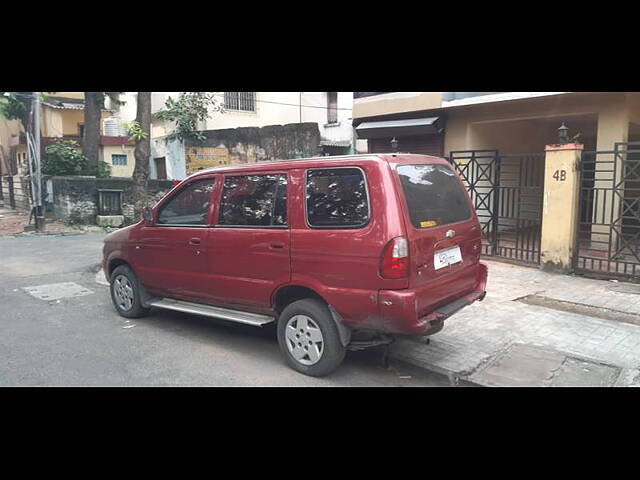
[189, 237, 201, 245]
[270, 242, 285, 249]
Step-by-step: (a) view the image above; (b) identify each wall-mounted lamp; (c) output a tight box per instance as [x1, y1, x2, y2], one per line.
[558, 123, 569, 144]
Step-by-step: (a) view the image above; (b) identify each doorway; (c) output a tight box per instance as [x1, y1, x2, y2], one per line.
[154, 157, 167, 180]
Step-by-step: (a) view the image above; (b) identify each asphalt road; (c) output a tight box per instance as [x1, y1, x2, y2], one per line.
[0, 232, 455, 386]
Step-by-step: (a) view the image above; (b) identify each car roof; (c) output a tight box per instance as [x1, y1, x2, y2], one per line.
[185, 153, 445, 180]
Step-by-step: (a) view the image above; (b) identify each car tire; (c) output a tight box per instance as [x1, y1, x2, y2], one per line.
[110, 265, 151, 319]
[277, 298, 346, 377]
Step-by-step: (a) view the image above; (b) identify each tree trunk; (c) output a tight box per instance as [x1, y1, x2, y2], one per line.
[132, 92, 152, 220]
[83, 92, 102, 174]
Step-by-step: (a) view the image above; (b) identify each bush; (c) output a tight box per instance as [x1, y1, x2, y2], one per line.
[42, 140, 87, 176]
[95, 161, 112, 178]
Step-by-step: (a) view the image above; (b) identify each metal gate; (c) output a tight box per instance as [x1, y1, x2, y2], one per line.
[574, 142, 640, 279]
[449, 150, 544, 265]
[0, 176, 16, 209]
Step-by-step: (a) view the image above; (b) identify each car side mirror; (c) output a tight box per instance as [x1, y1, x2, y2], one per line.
[142, 206, 153, 224]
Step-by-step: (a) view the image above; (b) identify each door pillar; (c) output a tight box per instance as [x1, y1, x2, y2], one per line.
[540, 143, 583, 272]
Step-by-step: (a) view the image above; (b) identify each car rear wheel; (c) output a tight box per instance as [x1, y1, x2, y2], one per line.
[110, 265, 150, 319]
[277, 298, 346, 377]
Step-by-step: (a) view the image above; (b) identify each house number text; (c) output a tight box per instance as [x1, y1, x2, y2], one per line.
[553, 170, 567, 182]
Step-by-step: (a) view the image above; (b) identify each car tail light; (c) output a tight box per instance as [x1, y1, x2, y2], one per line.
[380, 237, 409, 279]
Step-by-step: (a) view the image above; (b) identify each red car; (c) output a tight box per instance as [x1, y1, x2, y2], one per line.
[103, 154, 487, 376]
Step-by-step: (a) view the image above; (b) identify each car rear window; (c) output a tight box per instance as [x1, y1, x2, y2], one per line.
[396, 164, 471, 229]
[306, 168, 369, 228]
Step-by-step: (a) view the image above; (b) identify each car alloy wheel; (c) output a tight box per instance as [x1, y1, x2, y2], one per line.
[113, 274, 135, 312]
[284, 315, 324, 365]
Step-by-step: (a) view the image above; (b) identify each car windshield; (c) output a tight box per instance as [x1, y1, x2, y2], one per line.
[396, 164, 471, 229]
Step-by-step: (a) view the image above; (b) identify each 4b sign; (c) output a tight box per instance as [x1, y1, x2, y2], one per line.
[553, 169, 567, 182]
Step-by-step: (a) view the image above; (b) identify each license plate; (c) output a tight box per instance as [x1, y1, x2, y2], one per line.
[434, 245, 462, 270]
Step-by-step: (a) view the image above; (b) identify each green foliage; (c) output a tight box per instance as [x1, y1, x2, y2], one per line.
[155, 92, 224, 141]
[124, 120, 149, 141]
[0, 92, 30, 124]
[95, 160, 112, 178]
[42, 140, 88, 176]
[1, 92, 55, 129]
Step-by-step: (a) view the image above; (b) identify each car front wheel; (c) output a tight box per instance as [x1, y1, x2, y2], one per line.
[109, 265, 150, 319]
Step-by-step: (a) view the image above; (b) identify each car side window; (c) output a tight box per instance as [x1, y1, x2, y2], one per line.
[218, 174, 288, 227]
[157, 178, 215, 226]
[306, 167, 369, 228]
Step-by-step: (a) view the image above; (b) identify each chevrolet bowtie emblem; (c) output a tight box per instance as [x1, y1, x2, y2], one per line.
[446, 229, 456, 239]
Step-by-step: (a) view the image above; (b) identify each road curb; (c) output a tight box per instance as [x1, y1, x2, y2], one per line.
[95, 268, 109, 286]
[387, 338, 486, 387]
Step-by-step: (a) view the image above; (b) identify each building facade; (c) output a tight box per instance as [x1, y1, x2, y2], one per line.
[353, 92, 640, 155]
[119, 92, 355, 180]
[0, 92, 136, 178]
[353, 92, 640, 280]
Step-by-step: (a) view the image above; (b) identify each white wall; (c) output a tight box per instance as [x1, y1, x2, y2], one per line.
[203, 92, 301, 130]
[300, 92, 354, 145]
[149, 136, 186, 180]
[128, 92, 354, 144]
[116, 92, 355, 177]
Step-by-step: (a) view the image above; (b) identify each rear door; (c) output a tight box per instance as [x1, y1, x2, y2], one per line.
[390, 157, 482, 312]
[198, 171, 291, 311]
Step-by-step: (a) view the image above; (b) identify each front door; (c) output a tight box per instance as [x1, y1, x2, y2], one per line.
[131, 176, 217, 298]
[154, 157, 167, 180]
[198, 172, 291, 311]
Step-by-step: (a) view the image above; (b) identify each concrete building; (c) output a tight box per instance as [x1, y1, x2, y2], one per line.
[353, 92, 640, 155]
[118, 92, 355, 179]
[353, 92, 640, 280]
[0, 92, 135, 178]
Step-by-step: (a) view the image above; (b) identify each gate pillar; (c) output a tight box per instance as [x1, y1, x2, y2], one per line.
[540, 143, 583, 272]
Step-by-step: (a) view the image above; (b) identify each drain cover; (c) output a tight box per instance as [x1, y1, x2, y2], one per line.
[22, 282, 94, 301]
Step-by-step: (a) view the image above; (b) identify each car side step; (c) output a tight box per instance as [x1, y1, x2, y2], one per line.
[148, 298, 275, 327]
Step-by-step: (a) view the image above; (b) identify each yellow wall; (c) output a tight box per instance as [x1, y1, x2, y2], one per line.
[444, 92, 633, 154]
[353, 92, 443, 119]
[101, 144, 135, 177]
[540, 145, 583, 271]
[42, 106, 114, 138]
[0, 118, 21, 174]
[41, 107, 64, 137]
[61, 109, 84, 136]
[185, 146, 254, 175]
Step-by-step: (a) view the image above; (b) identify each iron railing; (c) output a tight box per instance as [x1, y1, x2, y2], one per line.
[574, 142, 640, 279]
[450, 150, 544, 265]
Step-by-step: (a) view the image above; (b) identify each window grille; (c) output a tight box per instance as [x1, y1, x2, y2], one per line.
[112, 154, 127, 166]
[98, 190, 123, 216]
[224, 92, 256, 112]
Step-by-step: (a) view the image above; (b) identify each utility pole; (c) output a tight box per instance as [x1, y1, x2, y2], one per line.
[27, 92, 44, 232]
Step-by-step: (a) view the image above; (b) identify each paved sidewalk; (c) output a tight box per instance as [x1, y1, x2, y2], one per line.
[0, 207, 86, 236]
[389, 260, 640, 387]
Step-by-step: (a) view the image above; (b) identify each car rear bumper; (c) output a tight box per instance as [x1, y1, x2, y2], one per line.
[377, 262, 488, 335]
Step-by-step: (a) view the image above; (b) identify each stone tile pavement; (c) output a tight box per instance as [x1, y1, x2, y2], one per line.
[388, 260, 640, 387]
